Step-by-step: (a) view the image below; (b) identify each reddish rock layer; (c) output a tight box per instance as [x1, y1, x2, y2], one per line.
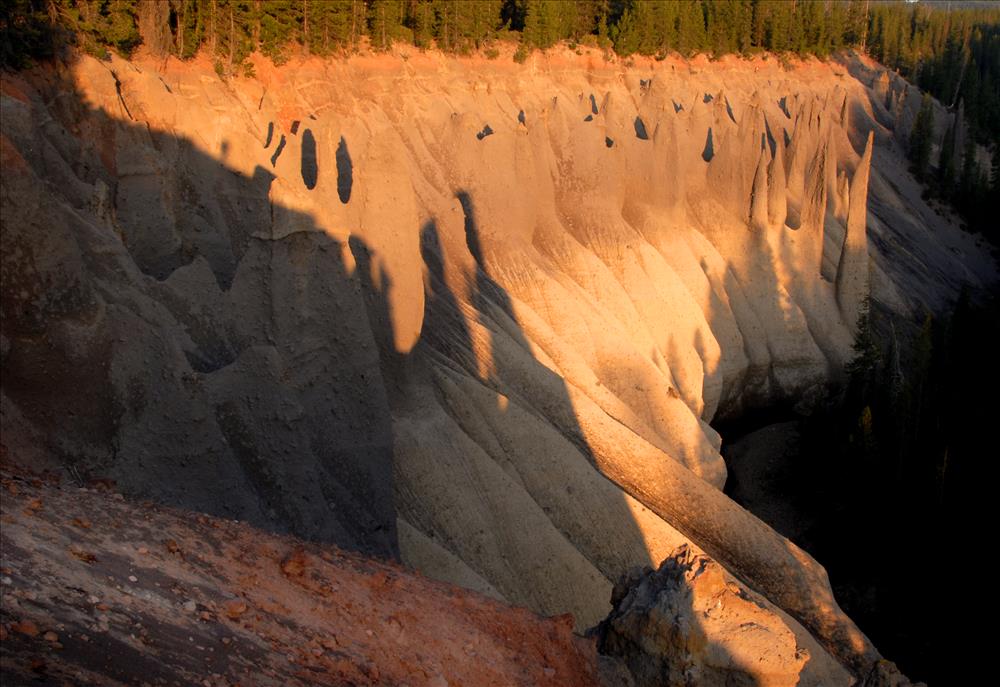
[0, 465, 602, 687]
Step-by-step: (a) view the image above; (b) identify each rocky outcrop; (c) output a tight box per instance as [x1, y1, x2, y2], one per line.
[749, 144, 769, 232]
[596, 545, 852, 687]
[767, 132, 788, 228]
[837, 131, 874, 331]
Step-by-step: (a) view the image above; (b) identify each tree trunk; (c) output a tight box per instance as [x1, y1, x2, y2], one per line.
[323, 10, 329, 53]
[950, 48, 969, 109]
[303, 0, 309, 55]
[177, 0, 186, 56]
[862, 0, 870, 52]
[137, 0, 171, 58]
[210, 0, 218, 56]
[253, 0, 261, 50]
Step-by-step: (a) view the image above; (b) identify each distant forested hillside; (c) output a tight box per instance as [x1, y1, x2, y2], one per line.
[3, 1, 998, 235]
[4, 2, 998, 132]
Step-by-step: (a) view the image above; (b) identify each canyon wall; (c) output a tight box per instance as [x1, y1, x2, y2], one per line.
[1, 47, 993, 679]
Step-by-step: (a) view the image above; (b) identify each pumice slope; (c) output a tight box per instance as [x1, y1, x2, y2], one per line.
[1, 46, 993, 681]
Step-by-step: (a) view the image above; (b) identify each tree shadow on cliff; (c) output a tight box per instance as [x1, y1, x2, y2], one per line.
[417, 191, 776, 682]
[1, 53, 397, 559]
[1, 48, 665, 645]
[402, 188, 667, 630]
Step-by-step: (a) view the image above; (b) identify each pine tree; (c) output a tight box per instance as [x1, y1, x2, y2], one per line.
[958, 133, 978, 209]
[58, 0, 141, 58]
[437, 0, 500, 53]
[500, 0, 527, 32]
[408, 0, 434, 48]
[169, 0, 201, 58]
[137, 0, 170, 57]
[612, 0, 655, 57]
[258, 0, 298, 61]
[785, 1, 803, 54]
[937, 115, 957, 197]
[705, 0, 751, 56]
[844, 0, 868, 48]
[909, 94, 935, 182]
[799, 0, 826, 56]
[827, 0, 847, 54]
[307, 1, 355, 55]
[213, 0, 255, 73]
[522, 0, 564, 50]
[762, 0, 792, 53]
[0, 0, 57, 68]
[567, 0, 605, 42]
[847, 295, 882, 393]
[368, 0, 406, 51]
[675, 0, 706, 56]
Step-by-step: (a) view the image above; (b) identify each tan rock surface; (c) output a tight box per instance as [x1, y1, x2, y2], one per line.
[597, 545, 853, 687]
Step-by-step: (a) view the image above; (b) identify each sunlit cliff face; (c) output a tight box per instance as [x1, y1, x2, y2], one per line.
[1, 47, 993, 681]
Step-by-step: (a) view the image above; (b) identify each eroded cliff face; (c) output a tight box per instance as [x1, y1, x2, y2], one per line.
[1, 47, 993, 681]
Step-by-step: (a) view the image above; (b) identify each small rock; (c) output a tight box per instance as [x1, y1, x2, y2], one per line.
[183, 601, 197, 612]
[43, 631, 59, 642]
[280, 548, 308, 578]
[69, 547, 97, 564]
[12, 619, 39, 637]
[127, 575, 138, 583]
[223, 599, 247, 619]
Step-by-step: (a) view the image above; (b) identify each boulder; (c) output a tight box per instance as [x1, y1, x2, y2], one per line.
[596, 545, 852, 687]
